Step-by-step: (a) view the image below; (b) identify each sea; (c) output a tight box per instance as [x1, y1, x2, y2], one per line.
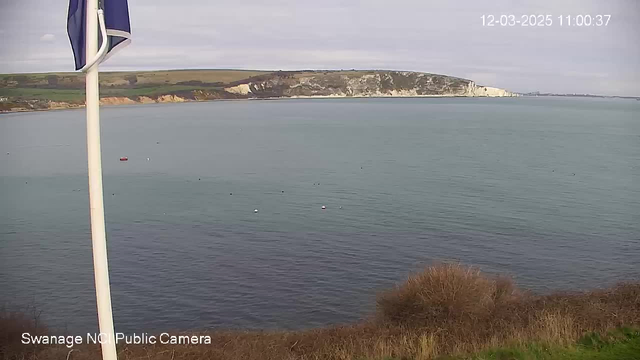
[1, 97, 638, 333]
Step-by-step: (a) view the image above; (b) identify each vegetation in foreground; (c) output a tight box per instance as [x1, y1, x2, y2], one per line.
[442, 327, 640, 360]
[1, 264, 638, 360]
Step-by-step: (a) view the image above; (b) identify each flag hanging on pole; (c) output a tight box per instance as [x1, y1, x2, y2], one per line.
[68, 0, 131, 71]
[67, 1, 131, 360]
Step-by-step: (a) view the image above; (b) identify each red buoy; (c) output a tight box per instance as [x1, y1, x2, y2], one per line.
[120, 157, 128, 161]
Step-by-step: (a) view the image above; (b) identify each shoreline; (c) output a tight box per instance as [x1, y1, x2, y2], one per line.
[1, 93, 522, 114]
[4, 93, 639, 115]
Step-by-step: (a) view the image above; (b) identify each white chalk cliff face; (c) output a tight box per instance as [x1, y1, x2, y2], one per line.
[464, 82, 516, 97]
[224, 71, 517, 98]
[224, 84, 251, 95]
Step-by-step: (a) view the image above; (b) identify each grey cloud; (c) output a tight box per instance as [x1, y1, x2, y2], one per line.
[0, 0, 638, 96]
[40, 34, 56, 42]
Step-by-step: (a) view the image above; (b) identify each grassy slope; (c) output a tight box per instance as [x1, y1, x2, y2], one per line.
[445, 328, 640, 360]
[0, 69, 269, 84]
[0, 87, 84, 101]
[98, 69, 270, 86]
[2, 264, 638, 360]
[0, 69, 271, 101]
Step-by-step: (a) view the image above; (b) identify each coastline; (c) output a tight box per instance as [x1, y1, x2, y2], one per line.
[3, 93, 638, 117]
[0, 93, 521, 114]
[0, 69, 520, 114]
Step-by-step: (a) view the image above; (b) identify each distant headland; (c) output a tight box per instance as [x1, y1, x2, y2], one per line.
[522, 91, 640, 101]
[0, 69, 518, 113]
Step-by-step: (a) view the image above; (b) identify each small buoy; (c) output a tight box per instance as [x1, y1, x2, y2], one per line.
[321, 205, 326, 210]
[282, 190, 284, 193]
[112, 193, 115, 196]
[572, 173, 576, 176]
[147, 157, 150, 161]
[156, 141, 160, 144]
[339, 206, 342, 209]
[198, 178, 201, 181]
[361, 166, 363, 169]
[119, 157, 128, 161]
[6, 152, 9, 155]
[254, 209, 259, 213]
[230, 193, 233, 195]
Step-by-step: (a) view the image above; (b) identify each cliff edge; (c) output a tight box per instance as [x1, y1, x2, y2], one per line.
[0, 70, 517, 112]
[224, 71, 517, 98]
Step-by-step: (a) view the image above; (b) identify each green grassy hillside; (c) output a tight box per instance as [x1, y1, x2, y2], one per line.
[0, 69, 270, 101]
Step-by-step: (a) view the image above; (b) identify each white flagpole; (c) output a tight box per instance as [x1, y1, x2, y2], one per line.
[85, 0, 118, 359]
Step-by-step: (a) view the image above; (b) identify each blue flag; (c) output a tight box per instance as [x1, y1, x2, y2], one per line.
[67, 0, 131, 70]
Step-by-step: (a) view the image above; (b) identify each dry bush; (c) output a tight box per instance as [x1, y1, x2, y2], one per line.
[0, 305, 47, 360]
[375, 263, 640, 355]
[376, 263, 516, 328]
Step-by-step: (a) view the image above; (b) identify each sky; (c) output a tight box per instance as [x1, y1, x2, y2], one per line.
[0, 0, 639, 96]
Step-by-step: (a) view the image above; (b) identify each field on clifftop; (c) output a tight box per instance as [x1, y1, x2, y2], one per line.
[0, 69, 271, 102]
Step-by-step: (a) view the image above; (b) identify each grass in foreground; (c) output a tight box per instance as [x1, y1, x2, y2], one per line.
[1, 264, 639, 360]
[439, 327, 640, 360]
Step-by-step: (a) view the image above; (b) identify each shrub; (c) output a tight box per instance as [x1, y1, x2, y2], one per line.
[377, 263, 515, 327]
[0, 305, 47, 359]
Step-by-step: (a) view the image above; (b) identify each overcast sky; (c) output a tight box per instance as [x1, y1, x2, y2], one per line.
[1, 0, 638, 96]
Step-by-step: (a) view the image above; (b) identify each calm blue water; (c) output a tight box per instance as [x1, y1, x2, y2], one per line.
[1, 97, 639, 333]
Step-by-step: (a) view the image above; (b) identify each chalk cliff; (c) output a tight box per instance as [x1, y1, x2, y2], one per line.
[224, 71, 517, 98]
